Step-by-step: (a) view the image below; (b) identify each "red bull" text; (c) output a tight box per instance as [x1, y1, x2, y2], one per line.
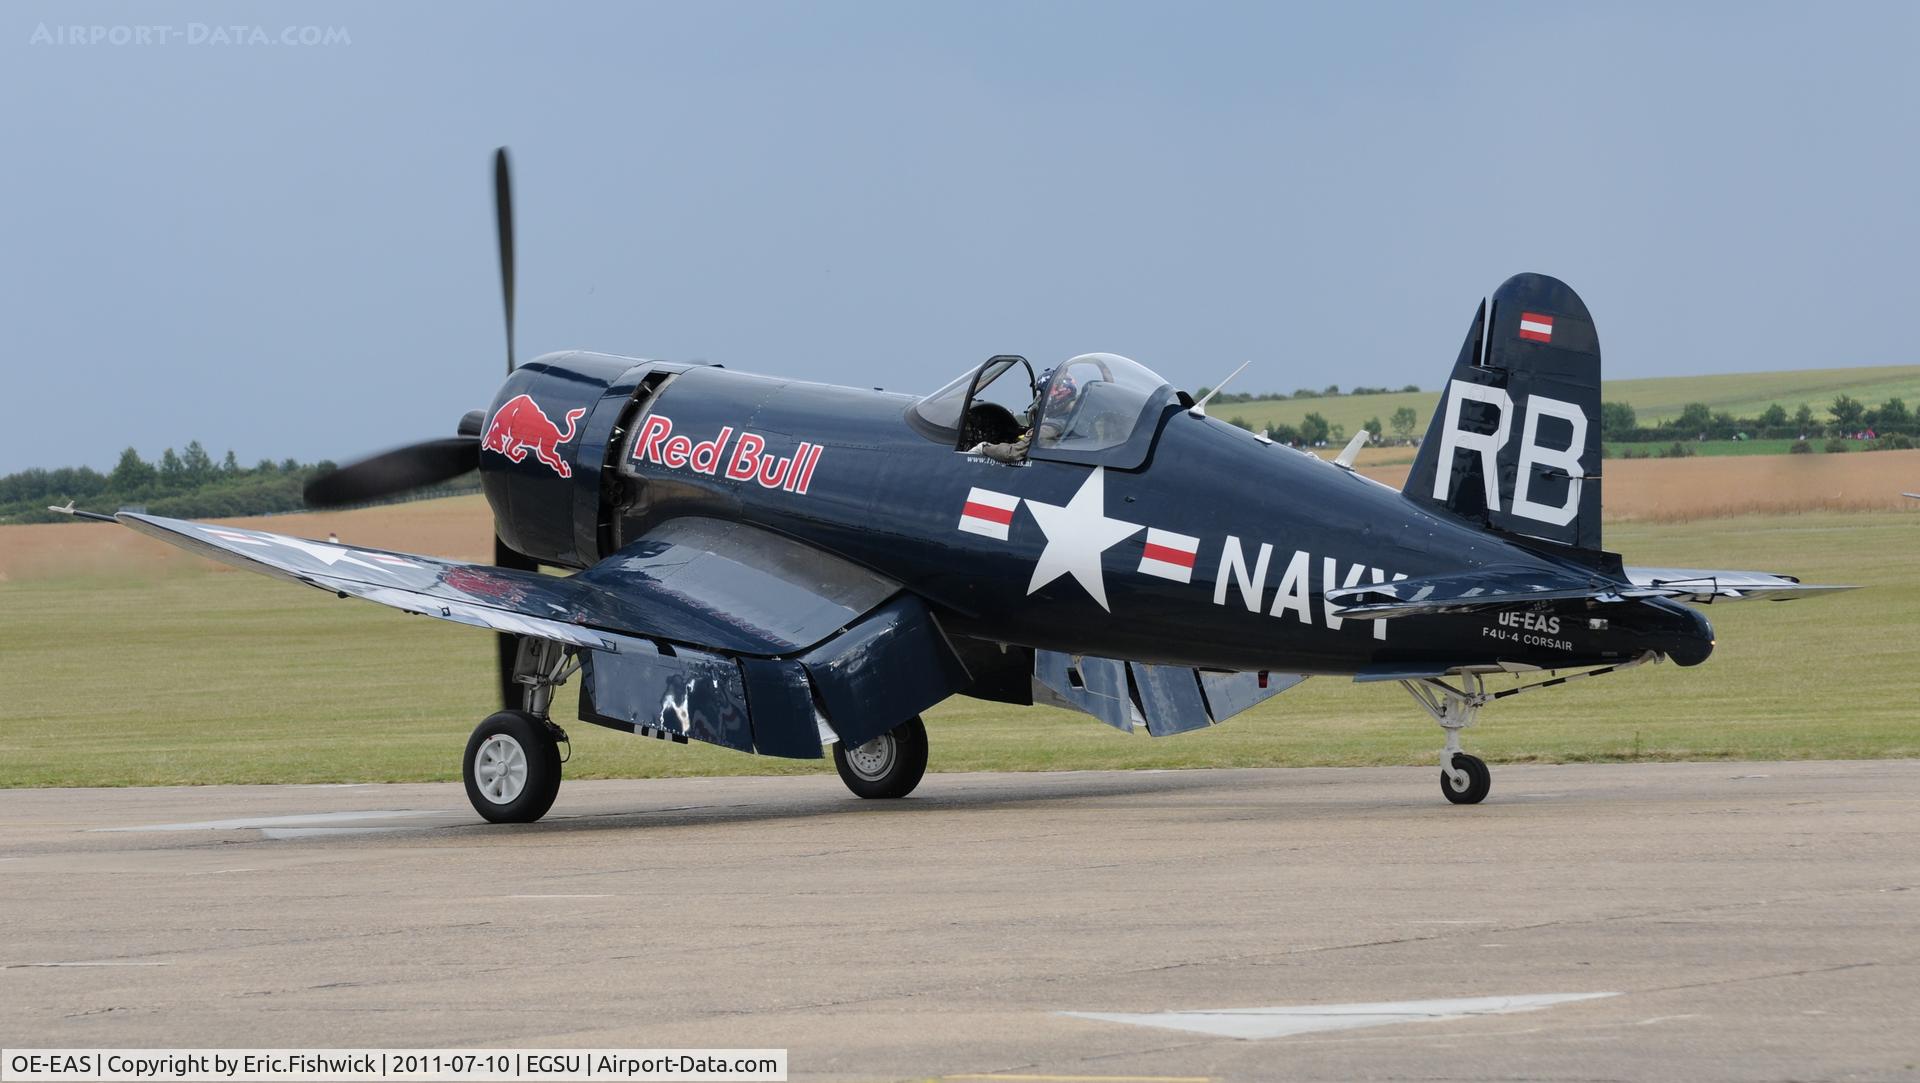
[630, 413, 824, 494]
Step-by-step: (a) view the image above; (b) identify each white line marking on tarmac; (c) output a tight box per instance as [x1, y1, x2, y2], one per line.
[8, 960, 170, 969]
[1062, 993, 1618, 1041]
[96, 810, 442, 833]
[507, 894, 612, 899]
[259, 827, 408, 839]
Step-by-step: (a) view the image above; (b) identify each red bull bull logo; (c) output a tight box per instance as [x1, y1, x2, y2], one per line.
[482, 394, 587, 477]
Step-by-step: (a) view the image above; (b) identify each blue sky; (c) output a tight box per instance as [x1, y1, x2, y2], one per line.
[3, 1, 1915, 472]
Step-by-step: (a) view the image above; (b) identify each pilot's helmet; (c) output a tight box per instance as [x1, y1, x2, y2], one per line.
[1047, 371, 1079, 412]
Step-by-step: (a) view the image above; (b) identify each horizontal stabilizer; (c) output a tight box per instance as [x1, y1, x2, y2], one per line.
[1330, 562, 1856, 619]
[1622, 567, 1858, 604]
[1326, 564, 1619, 620]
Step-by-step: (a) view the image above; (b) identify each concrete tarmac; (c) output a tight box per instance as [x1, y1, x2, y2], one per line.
[2, 761, 1917, 1081]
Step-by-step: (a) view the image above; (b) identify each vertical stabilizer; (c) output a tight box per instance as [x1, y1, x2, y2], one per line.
[1404, 273, 1603, 552]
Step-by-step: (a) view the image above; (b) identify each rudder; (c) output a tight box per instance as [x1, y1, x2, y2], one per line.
[1404, 273, 1603, 552]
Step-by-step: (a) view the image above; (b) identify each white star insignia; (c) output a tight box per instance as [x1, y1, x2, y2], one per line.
[199, 525, 401, 577]
[1023, 467, 1142, 612]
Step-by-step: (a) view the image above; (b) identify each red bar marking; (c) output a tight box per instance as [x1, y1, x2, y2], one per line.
[962, 501, 1015, 525]
[1141, 542, 1196, 568]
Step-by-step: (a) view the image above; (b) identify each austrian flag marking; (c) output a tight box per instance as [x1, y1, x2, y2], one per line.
[1138, 527, 1200, 583]
[958, 487, 1020, 541]
[1518, 312, 1554, 343]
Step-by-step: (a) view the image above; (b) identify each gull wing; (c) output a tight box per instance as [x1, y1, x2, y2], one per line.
[115, 513, 969, 754]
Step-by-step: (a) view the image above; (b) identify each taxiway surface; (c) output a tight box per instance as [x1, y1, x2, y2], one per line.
[3, 761, 1917, 1081]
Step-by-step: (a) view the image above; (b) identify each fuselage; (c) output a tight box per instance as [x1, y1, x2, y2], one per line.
[484, 353, 1713, 676]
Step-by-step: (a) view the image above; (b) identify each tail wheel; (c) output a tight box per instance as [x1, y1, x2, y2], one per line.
[464, 710, 562, 823]
[833, 716, 929, 800]
[1441, 752, 1491, 805]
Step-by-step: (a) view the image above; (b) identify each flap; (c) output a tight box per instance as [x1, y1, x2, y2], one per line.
[1034, 651, 1306, 735]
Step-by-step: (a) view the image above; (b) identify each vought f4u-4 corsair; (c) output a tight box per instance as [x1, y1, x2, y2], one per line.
[72, 151, 1852, 823]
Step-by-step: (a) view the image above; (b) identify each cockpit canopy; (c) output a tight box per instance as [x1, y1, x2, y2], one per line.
[911, 352, 1181, 468]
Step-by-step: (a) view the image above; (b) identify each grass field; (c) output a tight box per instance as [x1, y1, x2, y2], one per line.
[2, 502, 1914, 788]
[1222, 363, 1920, 438]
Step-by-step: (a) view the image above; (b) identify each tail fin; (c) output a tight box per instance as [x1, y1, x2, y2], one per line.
[1404, 273, 1603, 552]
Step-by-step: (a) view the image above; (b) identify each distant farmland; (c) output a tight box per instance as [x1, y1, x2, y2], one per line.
[1216, 364, 1920, 437]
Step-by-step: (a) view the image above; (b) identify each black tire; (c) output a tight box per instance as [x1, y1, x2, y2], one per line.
[1441, 752, 1491, 805]
[833, 716, 929, 799]
[463, 710, 562, 823]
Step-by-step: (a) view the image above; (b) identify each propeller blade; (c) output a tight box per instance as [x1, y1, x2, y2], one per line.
[302, 437, 479, 508]
[493, 534, 540, 708]
[494, 147, 516, 374]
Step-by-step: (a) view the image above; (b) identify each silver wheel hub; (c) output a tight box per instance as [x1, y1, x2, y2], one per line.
[846, 734, 896, 781]
[474, 733, 529, 804]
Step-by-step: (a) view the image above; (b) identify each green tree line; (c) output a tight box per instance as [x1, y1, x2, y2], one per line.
[0, 442, 479, 524]
[1598, 395, 1917, 443]
[1220, 394, 1920, 451]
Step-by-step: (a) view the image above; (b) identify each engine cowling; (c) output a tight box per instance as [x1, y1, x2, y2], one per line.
[478, 351, 663, 568]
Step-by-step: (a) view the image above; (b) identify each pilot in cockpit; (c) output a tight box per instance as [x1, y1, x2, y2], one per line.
[970, 368, 1079, 464]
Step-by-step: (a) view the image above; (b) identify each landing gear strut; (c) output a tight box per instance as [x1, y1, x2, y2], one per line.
[463, 638, 577, 824]
[1402, 675, 1492, 805]
[1399, 654, 1660, 806]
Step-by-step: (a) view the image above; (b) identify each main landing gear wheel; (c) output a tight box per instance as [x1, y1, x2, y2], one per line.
[1441, 752, 1491, 805]
[833, 716, 929, 799]
[463, 710, 562, 823]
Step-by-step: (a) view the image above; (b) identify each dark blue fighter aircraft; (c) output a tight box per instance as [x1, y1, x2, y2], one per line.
[77, 151, 1850, 823]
